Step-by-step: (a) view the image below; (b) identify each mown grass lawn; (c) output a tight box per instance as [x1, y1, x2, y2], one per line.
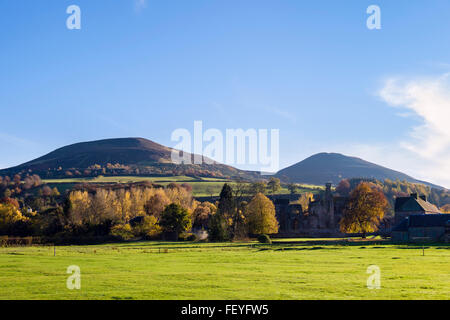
[1, 240, 448, 300]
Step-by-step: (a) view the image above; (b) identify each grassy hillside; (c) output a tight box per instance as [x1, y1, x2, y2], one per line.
[1, 240, 449, 299]
[275, 152, 442, 188]
[0, 137, 258, 181]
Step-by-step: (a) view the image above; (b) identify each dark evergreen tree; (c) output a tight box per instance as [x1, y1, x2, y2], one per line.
[208, 213, 229, 242]
[218, 183, 234, 218]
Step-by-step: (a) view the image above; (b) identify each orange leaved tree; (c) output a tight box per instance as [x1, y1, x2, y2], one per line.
[340, 182, 389, 238]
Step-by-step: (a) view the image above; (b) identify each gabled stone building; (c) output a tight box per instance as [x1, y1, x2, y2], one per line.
[394, 193, 441, 225]
[391, 193, 448, 242]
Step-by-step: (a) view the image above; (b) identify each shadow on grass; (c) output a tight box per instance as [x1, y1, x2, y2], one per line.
[45, 238, 450, 252]
[274, 246, 341, 251]
[393, 243, 450, 249]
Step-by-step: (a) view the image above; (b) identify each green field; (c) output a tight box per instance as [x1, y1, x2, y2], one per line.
[1, 240, 449, 300]
[43, 175, 200, 184]
[43, 176, 231, 197]
[43, 176, 322, 197]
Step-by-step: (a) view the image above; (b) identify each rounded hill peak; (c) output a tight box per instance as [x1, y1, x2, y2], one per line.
[276, 152, 418, 185]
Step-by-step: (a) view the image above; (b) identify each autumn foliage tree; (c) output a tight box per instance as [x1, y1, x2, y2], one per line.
[0, 202, 28, 235]
[267, 177, 281, 195]
[64, 185, 195, 240]
[440, 204, 450, 213]
[249, 181, 267, 195]
[336, 179, 351, 196]
[287, 183, 298, 195]
[245, 193, 279, 235]
[132, 215, 161, 238]
[192, 201, 216, 229]
[144, 190, 170, 218]
[67, 185, 194, 225]
[339, 182, 389, 238]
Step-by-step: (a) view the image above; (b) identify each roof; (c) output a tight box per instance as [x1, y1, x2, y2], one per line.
[395, 195, 441, 213]
[416, 198, 441, 213]
[408, 214, 450, 228]
[394, 197, 410, 211]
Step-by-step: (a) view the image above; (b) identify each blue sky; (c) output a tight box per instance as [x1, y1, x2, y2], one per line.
[1, 0, 450, 187]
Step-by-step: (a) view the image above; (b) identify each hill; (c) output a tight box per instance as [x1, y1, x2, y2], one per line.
[1, 140, 444, 189]
[0, 138, 257, 180]
[275, 152, 442, 188]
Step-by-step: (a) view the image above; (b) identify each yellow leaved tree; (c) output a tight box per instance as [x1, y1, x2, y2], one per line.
[0, 203, 28, 233]
[245, 193, 279, 235]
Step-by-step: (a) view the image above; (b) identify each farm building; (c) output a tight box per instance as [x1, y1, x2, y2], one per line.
[394, 193, 441, 226]
[392, 214, 450, 243]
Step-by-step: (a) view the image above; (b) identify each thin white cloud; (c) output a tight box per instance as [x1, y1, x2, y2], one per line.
[0, 133, 42, 169]
[264, 106, 297, 123]
[346, 74, 450, 188]
[134, 0, 147, 12]
[0, 133, 41, 151]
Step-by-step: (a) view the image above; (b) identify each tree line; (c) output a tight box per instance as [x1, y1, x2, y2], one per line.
[0, 178, 280, 242]
[1, 173, 447, 243]
[335, 178, 450, 213]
